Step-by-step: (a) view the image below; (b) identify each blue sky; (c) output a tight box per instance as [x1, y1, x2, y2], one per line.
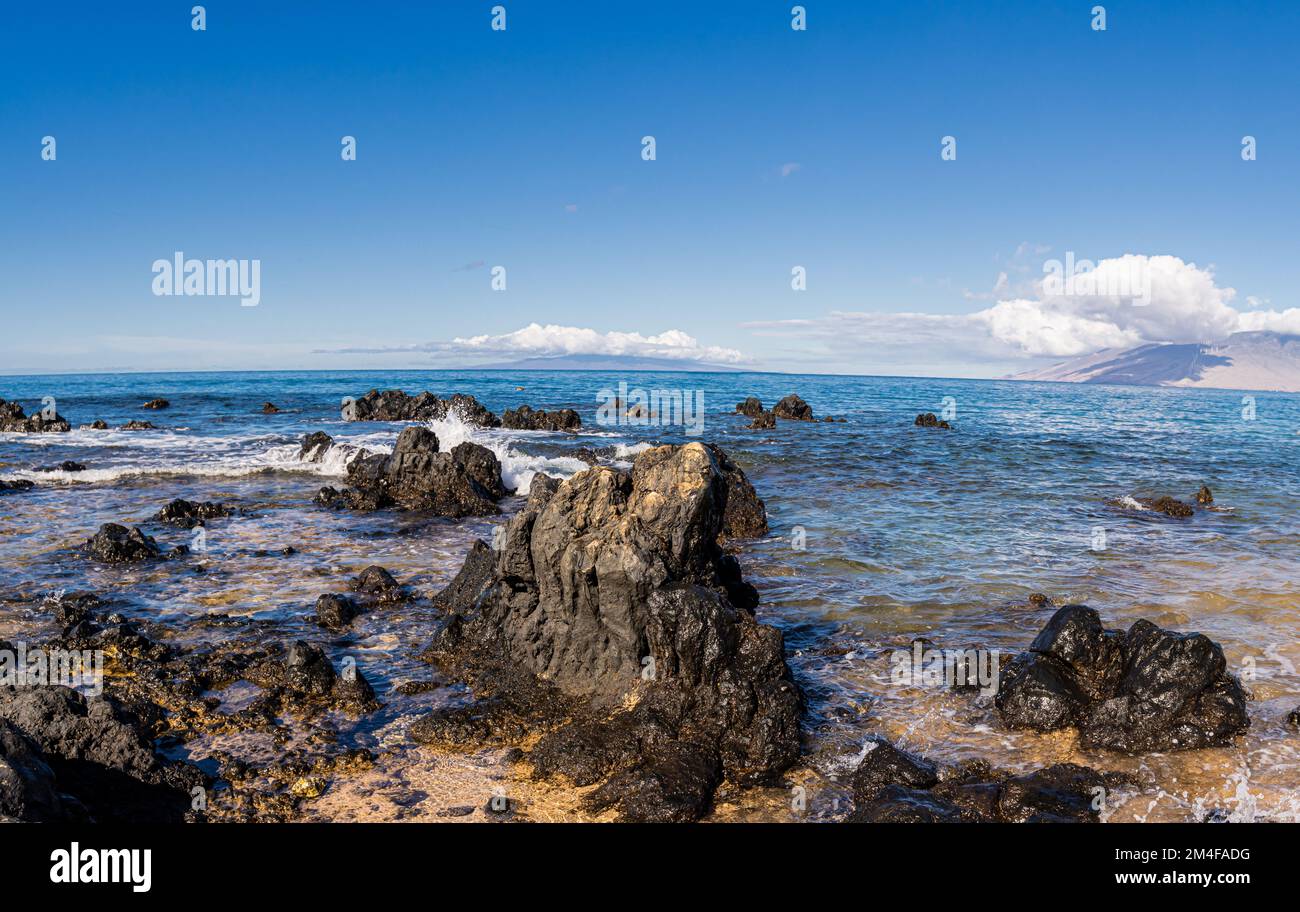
[2, 0, 1297, 376]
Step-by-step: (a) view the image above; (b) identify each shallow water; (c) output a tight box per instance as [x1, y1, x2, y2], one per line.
[2, 369, 1297, 821]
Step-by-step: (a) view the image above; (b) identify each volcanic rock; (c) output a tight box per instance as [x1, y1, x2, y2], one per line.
[0, 399, 70, 433]
[772, 394, 814, 421]
[84, 524, 164, 563]
[994, 605, 1249, 752]
[501, 404, 581, 431]
[343, 389, 500, 427]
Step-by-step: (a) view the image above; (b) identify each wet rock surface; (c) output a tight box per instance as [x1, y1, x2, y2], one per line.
[736, 397, 765, 418]
[154, 498, 232, 527]
[343, 389, 500, 427]
[846, 737, 1126, 822]
[995, 605, 1249, 752]
[914, 412, 951, 429]
[261, 402, 281, 414]
[0, 686, 206, 822]
[120, 420, 156, 430]
[0, 399, 70, 433]
[417, 442, 800, 821]
[0, 479, 36, 494]
[501, 404, 581, 431]
[142, 398, 170, 410]
[772, 394, 814, 421]
[317, 426, 506, 516]
[84, 523, 165, 563]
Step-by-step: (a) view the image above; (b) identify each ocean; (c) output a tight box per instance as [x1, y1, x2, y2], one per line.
[2, 369, 1298, 821]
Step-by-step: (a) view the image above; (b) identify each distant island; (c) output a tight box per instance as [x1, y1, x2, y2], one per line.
[1010, 331, 1300, 393]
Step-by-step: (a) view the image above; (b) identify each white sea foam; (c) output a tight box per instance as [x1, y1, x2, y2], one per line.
[425, 411, 588, 494]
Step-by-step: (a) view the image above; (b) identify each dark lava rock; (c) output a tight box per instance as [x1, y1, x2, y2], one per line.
[0, 686, 205, 822]
[419, 442, 800, 822]
[1028, 592, 1052, 609]
[262, 402, 281, 414]
[248, 641, 378, 713]
[142, 398, 169, 410]
[915, 412, 951, 429]
[746, 410, 776, 430]
[1287, 706, 1300, 729]
[1143, 496, 1195, 518]
[1196, 485, 1214, 505]
[120, 420, 156, 430]
[298, 431, 335, 461]
[343, 389, 500, 427]
[315, 594, 361, 631]
[501, 404, 581, 432]
[45, 590, 105, 628]
[84, 523, 163, 563]
[772, 394, 814, 421]
[349, 566, 404, 602]
[331, 426, 506, 516]
[0, 479, 36, 494]
[736, 397, 765, 418]
[81, 419, 108, 430]
[846, 737, 1120, 823]
[994, 605, 1249, 752]
[154, 498, 231, 528]
[0, 399, 70, 433]
[705, 443, 768, 540]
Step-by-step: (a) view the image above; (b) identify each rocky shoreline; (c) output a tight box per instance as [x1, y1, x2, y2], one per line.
[0, 388, 1268, 823]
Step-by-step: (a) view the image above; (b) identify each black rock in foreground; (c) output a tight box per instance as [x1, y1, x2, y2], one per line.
[84, 523, 164, 563]
[995, 605, 1249, 752]
[0, 686, 206, 822]
[846, 736, 1127, 823]
[0, 398, 70, 433]
[416, 442, 800, 821]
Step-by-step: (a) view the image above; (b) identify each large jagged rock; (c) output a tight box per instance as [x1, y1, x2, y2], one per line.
[318, 426, 506, 516]
[0, 686, 205, 822]
[84, 523, 164, 563]
[995, 605, 1249, 752]
[706, 443, 768, 540]
[736, 397, 765, 418]
[418, 442, 798, 821]
[846, 737, 1124, 823]
[342, 389, 500, 427]
[914, 412, 951, 429]
[772, 394, 814, 421]
[501, 404, 581, 432]
[0, 399, 70, 433]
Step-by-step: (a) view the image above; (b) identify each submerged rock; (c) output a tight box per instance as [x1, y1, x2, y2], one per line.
[36, 460, 85, 473]
[501, 404, 581, 431]
[0, 399, 70, 433]
[84, 523, 164, 563]
[0, 479, 36, 494]
[314, 594, 361, 631]
[261, 402, 281, 414]
[736, 397, 765, 418]
[326, 426, 506, 516]
[1142, 496, 1194, 518]
[846, 737, 1122, 823]
[120, 420, 156, 430]
[772, 394, 814, 421]
[80, 419, 108, 430]
[142, 398, 170, 410]
[914, 412, 951, 429]
[418, 442, 799, 821]
[1196, 484, 1214, 505]
[343, 389, 500, 427]
[154, 498, 231, 528]
[994, 605, 1249, 752]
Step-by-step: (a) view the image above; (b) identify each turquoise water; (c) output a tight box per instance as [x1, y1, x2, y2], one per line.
[2, 370, 1298, 820]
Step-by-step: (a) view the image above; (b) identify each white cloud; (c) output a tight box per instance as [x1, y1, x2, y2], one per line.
[328, 323, 746, 365]
[780, 162, 801, 178]
[751, 254, 1300, 366]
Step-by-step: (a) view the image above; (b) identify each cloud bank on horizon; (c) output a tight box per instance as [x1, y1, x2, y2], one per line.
[327, 323, 746, 366]
[745, 255, 1300, 370]
[325, 255, 1298, 375]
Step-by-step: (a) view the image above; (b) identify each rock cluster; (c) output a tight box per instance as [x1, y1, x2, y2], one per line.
[315, 426, 506, 516]
[342, 389, 499, 427]
[994, 605, 1249, 752]
[846, 737, 1125, 823]
[501, 404, 581, 431]
[416, 442, 799, 821]
[0, 399, 70, 433]
[154, 498, 232, 527]
[914, 412, 951, 429]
